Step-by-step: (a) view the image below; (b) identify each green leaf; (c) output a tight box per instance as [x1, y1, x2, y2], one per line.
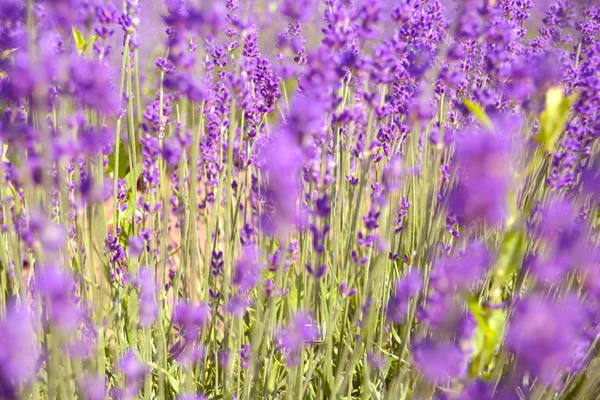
[85, 35, 99, 52]
[146, 362, 180, 393]
[463, 99, 492, 130]
[1, 48, 18, 60]
[467, 299, 507, 377]
[72, 28, 99, 55]
[492, 229, 524, 288]
[107, 135, 129, 179]
[72, 27, 86, 55]
[172, 187, 190, 207]
[126, 163, 143, 193]
[535, 87, 578, 152]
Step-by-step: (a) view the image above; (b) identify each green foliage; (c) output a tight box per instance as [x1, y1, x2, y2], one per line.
[107, 135, 130, 179]
[72, 27, 99, 56]
[492, 229, 525, 289]
[535, 87, 578, 152]
[468, 299, 507, 377]
[463, 99, 493, 130]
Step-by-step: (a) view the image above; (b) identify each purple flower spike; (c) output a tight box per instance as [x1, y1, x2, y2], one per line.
[506, 295, 588, 384]
[172, 301, 211, 343]
[387, 270, 423, 324]
[0, 302, 39, 398]
[277, 311, 320, 366]
[79, 375, 107, 400]
[36, 265, 84, 333]
[412, 339, 467, 384]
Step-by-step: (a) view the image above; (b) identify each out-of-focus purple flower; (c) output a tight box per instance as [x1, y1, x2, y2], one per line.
[163, 1, 225, 37]
[118, 351, 148, 382]
[457, 380, 494, 400]
[412, 339, 467, 383]
[367, 351, 388, 371]
[66, 322, 96, 359]
[233, 246, 262, 293]
[0, 53, 45, 103]
[0, 302, 39, 398]
[529, 199, 591, 285]
[68, 58, 118, 114]
[277, 311, 320, 366]
[448, 126, 512, 227]
[39, 222, 66, 253]
[260, 132, 304, 236]
[387, 270, 422, 324]
[430, 241, 490, 292]
[506, 294, 589, 384]
[117, 350, 149, 398]
[239, 343, 251, 369]
[280, 0, 315, 22]
[162, 135, 183, 167]
[172, 301, 211, 342]
[28, 211, 66, 253]
[79, 375, 107, 400]
[225, 294, 251, 317]
[418, 294, 476, 341]
[36, 265, 84, 333]
[502, 51, 562, 103]
[128, 236, 144, 258]
[175, 343, 205, 368]
[133, 267, 158, 327]
[284, 94, 326, 146]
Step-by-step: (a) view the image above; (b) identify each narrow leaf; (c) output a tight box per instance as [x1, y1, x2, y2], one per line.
[463, 99, 492, 130]
[72, 27, 86, 55]
[535, 86, 578, 152]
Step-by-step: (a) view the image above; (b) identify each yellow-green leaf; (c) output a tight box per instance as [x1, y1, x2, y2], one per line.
[492, 229, 524, 287]
[535, 86, 578, 152]
[146, 362, 180, 393]
[468, 299, 507, 377]
[2, 143, 8, 163]
[463, 99, 492, 130]
[1, 48, 18, 60]
[85, 35, 99, 52]
[107, 135, 129, 179]
[72, 27, 86, 55]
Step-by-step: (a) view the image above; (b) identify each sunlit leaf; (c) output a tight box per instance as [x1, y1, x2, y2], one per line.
[535, 86, 578, 152]
[85, 35, 99, 52]
[72, 27, 86, 55]
[492, 229, 524, 288]
[468, 299, 507, 377]
[1, 48, 18, 59]
[107, 135, 129, 179]
[2, 143, 8, 163]
[463, 99, 492, 130]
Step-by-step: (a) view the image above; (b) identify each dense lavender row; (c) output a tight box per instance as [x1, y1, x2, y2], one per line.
[1, 0, 600, 399]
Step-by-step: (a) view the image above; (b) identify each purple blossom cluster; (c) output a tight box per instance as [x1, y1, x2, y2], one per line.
[2, 0, 600, 399]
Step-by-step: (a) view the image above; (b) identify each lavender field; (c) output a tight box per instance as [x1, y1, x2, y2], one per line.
[2, 0, 600, 399]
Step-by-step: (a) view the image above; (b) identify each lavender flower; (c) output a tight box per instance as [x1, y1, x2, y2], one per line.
[117, 350, 149, 399]
[232, 246, 262, 293]
[412, 339, 468, 384]
[448, 126, 512, 227]
[133, 266, 158, 327]
[0, 303, 39, 398]
[35, 265, 84, 333]
[79, 375, 107, 400]
[387, 269, 423, 324]
[172, 301, 211, 343]
[277, 311, 320, 366]
[506, 295, 589, 384]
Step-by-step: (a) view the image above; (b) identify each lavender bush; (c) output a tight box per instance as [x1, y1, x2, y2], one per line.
[1, 0, 600, 398]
